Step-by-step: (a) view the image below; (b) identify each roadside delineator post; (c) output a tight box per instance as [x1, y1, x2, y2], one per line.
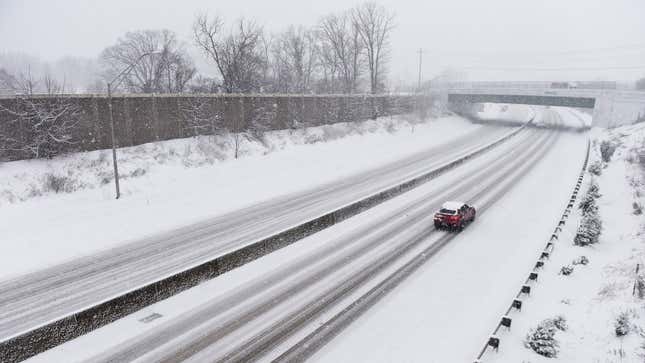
[521, 285, 531, 295]
[488, 336, 500, 352]
[529, 272, 539, 282]
[512, 299, 522, 311]
[501, 316, 512, 330]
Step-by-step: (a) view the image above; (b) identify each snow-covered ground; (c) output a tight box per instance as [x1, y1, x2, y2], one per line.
[310, 109, 590, 363]
[0, 113, 485, 279]
[475, 103, 536, 124]
[485, 122, 645, 362]
[22, 108, 590, 363]
[475, 103, 592, 129]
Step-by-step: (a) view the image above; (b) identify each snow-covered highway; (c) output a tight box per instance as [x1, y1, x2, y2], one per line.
[0, 122, 515, 354]
[22, 108, 590, 363]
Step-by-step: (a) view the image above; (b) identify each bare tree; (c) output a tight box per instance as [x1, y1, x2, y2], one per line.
[42, 71, 66, 95]
[352, 2, 394, 94]
[0, 68, 17, 95]
[188, 74, 220, 93]
[319, 12, 364, 93]
[179, 97, 222, 136]
[100, 29, 196, 93]
[0, 97, 80, 160]
[193, 14, 265, 93]
[162, 51, 196, 93]
[316, 41, 341, 93]
[14, 66, 38, 95]
[271, 26, 318, 94]
[258, 33, 274, 92]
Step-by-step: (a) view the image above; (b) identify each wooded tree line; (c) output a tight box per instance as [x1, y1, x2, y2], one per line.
[0, 2, 394, 96]
[102, 2, 394, 95]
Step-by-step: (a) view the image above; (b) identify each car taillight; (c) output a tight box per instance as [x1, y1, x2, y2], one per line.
[450, 215, 460, 221]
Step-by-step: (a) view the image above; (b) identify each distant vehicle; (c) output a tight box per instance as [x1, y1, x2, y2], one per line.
[433, 201, 476, 231]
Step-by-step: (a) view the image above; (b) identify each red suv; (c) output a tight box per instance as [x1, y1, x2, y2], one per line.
[433, 201, 476, 231]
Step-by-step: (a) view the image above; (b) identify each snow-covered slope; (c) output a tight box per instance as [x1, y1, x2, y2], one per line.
[485, 121, 645, 362]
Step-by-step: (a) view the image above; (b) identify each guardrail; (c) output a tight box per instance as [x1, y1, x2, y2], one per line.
[0, 123, 528, 363]
[473, 138, 591, 362]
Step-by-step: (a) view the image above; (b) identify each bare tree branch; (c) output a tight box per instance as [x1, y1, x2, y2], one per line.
[193, 14, 264, 93]
[319, 12, 364, 93]
[100, 29, 196, 93]
[0, 97, 81, 160]
[352, 2, 394, 94]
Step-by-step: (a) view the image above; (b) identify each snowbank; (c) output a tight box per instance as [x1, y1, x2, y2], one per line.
[486, 122, 645, 362]
[474, 103, 592, 129]
[476, 103, 536, 124]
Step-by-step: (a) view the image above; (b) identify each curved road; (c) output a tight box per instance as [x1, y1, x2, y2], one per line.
[0, 124, 514, 343]
[77, 123, 561, 363]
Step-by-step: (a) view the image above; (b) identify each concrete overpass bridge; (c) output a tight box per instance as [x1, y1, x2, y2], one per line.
[430, 82, 645, 127]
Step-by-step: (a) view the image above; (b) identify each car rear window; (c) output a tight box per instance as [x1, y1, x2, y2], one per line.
[439, 208, 456, 215]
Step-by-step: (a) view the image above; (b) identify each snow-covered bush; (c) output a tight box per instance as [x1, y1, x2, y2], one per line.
[574, 210, 603, 246]
[600, 140, 617, 162]
[578, 179, 601, 214]
[633, 201, 643, 215]
[42, 173, 76, 194]
[549, 315, 568, 332]
[588, 161, 603, 176]
[560, 265, 574, 276]
[639, 149, 645, 169]
[525, 324, 559, 358]
[575, 180, 603, 246]
[578, 192, 598, 215]
[615, 311, 631, 337]
[524, 317, 567, 358]
[587, 179, 602, 199]
[572, 255, 589, 266]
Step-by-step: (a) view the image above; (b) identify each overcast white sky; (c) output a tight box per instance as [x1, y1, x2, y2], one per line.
[1, 0, 644, 83]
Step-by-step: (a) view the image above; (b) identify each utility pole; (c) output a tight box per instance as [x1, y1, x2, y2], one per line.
[417, 48, 423, 91]
[106, 50, 161, 199]
[107, 82, 120, 199]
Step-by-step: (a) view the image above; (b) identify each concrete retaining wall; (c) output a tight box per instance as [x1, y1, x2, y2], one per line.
[0, 94, 427, 161]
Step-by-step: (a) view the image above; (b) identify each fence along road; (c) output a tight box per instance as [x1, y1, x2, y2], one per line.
[76, 126, 558, 363]
[0, 123, 520, 361]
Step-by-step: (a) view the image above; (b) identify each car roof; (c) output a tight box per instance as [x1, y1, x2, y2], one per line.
[442, 201, 465, 210]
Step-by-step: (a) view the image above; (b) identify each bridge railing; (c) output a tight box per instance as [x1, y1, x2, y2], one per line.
[443, 87, 645, 102]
